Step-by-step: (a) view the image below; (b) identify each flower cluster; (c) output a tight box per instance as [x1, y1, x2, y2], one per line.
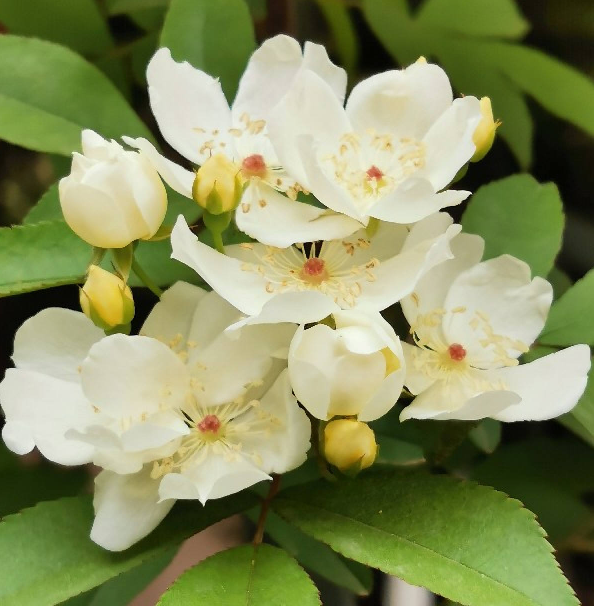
[1, 35, 589, 551]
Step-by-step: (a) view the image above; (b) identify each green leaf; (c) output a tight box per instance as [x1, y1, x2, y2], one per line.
[87, 548, 176, 606]
[0, 444, 88, 518]
[468, 419, 502, 454]
[375, 434, 425, 465]
[315, 0, 359, 75]
[559, 360, 594, 447]
[274, 468, 578, 606]
[362, 0, 594, 166]
[256, 511, 372, 596]
[461, 174, 564, 277]
[539, 269, 594, 346]
[479, 41, 594, 138]
[547, 267, 573, 300]
[157, 544, 320, 606]
[0, 0, 113, 57]
[108, 0, 169, 14]
[0, 221, 90, 296]
[23, 183, 61, 224]
[161, 0, 255, 101]
[417, 0, 529, 39]
[0, 35, 153, 155]
[471, 438, 594, 543]
[0, 493, 256, 606]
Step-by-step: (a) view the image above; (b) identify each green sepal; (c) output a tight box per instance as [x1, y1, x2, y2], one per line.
[111, 243, 134, 282]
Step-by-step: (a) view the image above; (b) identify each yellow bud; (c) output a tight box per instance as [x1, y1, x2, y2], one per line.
[80, 265, 134, 331]
[471, 97, 500, 162]
[415, 56, 427, 64]
[192, 154, 243, 215]
[324, 419, 377, 473]
[382, 347, 401, 376]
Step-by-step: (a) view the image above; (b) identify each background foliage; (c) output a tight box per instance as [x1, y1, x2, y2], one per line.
[0, 0, 592, 604]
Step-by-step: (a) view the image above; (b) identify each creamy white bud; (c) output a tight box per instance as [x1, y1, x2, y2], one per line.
[59, 130, 167, 248]
[288, 310, 406, 422]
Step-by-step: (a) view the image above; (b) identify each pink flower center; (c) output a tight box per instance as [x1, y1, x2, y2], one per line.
[197, 414, 221, 433]
[448, 343, 467, 362]
[299, 257, 329, 285]
[366, 165, 384, 181]
[241, 154, 267, 178]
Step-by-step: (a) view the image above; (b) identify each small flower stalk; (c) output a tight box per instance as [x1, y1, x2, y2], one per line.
[80, 265, 135, 332]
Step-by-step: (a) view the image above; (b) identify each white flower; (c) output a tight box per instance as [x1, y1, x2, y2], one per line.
[0, 283, 310, 551]
[59, 130, 167, 248]
[267, 61, 482, 229]
[288, 310, 405, 421]
[399, 234, 591, 421]
[124, 35, 361, 247]
[170, 212, 461, 326]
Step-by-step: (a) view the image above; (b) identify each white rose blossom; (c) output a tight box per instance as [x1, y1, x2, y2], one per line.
[0, 283, 310, 551]
[266, 61, 482, 232]
[289, 310, 406, 422]
[59, 129, 167, 248]
[399, 233, 591, 422]
[124, 35, 361, 247]
[170, 212, 461, 327]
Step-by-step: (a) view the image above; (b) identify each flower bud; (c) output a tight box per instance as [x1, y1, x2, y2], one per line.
[288, 311, 405, 422]
[192, 154, 243, 215]
[471, 97, 500, 162]
[80, 265, 134, 331]
[324, 419, 377, 472]
[59, 130, 167, 249]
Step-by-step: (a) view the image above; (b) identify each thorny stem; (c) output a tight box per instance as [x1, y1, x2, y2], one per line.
[252, 475, 282, 546]
[131, 258, 163, 298]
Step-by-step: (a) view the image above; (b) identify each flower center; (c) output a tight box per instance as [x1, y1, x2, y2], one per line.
[448, 343, 467, 362]
[241, 154, 267, 179]
[197, 414, 221, 433]
[366, 165, 384, 181]
[299, 257, 329, 285]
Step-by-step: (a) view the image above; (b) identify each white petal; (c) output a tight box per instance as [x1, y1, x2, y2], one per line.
[491, 345, 591, 421]
[443, 255, 553, 358]
[288, 324, 334, 419]
[401, 343, 439, 395]
[345, 63, 453, 139]
[420, 96, 482, 191]
[358, 365, 405, 422]
[147, 48, 233, 165]
[187, 289, 244, 348]
[299, 136, 367, 220]
[400, 377, 520, 421]
[302, 41, 347, 103]
[0, 369, 95, 465]
[170, 216, 272, 316]
[355, 223, 461, 311]
[401, 232, 485, 328]
[159, 455, 270, 505]
[141, 281, 208, 343]
[235, 181, 362, 247]
[230, 291, 341, 328]
[122, 136, 194, 198]
[191, 322, 296, 406]
[91, 468, 175, 551]
[232, 35, 304, 122]
[242, 370, 311, 473]
[81, 335, 189, 419]
[13, 308, 104, 382]
[369, 178, 470, 224]
[268, 69, 350, 186]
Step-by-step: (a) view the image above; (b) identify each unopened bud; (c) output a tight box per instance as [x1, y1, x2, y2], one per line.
[192, 154, 242, 215]
[80, 265, 134, 331]
[324, 419, 377, 473]
[471, 97, 500, 162]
